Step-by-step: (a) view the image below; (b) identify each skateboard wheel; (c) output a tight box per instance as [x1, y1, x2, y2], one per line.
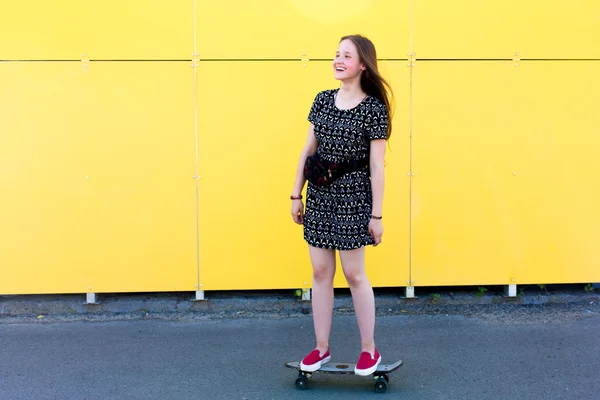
[374, 378, 388, 394]
[374, 374, 389, 383]
[295, 377, 308, 390]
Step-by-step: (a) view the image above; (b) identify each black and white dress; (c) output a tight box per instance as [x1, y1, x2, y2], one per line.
[303, 89, 389, 250]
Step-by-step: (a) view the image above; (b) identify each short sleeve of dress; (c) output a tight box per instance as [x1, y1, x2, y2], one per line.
[307, 91, 323, 124]
[368, 103, 389, 141]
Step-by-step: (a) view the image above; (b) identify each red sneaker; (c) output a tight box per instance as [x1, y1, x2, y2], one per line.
[354, 348, 382, 376]
[300, 349, 331, 372]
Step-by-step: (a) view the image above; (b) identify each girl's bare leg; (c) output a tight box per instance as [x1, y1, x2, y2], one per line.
[339, 247, 376, 354]
[308, 245, 336, 353]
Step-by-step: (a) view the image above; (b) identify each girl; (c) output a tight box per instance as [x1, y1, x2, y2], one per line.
[290, 34, 393, 376]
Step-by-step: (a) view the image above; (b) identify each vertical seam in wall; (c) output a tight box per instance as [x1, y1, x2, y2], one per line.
[193, 0, 201, 289]
[408, 0, 414, 287]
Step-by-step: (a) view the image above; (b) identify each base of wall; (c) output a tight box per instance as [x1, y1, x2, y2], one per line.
[190, 290, 206, 301]
[504, 284, 517, 297]
[7, 283, 597, 313]
[86, 292, 100, 305]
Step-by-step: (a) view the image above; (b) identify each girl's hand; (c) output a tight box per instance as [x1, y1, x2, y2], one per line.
[291, 200, 304, 224]
[369, 218, 384, 246]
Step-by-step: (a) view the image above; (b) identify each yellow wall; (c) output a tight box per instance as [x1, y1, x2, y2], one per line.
[1, 1, 598, 295]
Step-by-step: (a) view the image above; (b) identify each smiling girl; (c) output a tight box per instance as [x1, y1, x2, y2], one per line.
[290, 34, 394, 376]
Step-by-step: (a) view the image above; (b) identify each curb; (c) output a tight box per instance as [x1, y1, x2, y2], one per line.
[1, 285, 599, 322]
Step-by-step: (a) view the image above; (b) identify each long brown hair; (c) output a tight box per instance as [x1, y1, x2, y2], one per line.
[340, 34, 394, 139]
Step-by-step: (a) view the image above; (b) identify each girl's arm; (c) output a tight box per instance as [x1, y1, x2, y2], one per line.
[369, 139, 386, 217]
[292, 124, 318, 196]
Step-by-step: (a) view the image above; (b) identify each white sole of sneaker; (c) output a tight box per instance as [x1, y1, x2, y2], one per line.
[300, 355, 331, 372]
[354, 356, 382, 376]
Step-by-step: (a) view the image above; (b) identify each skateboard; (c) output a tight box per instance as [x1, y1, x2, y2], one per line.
[285, 359, 403, 393]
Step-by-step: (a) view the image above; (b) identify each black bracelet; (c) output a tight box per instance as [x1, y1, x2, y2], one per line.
[371, 215, 382, 220]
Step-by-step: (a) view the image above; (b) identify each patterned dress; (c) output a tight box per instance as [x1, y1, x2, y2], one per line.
[303, 88, 389, 250]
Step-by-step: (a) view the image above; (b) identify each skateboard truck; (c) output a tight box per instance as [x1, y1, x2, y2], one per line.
[285, 360, 403, 393]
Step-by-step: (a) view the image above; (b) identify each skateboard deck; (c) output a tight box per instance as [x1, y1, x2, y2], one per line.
[285, 360, 403, 393]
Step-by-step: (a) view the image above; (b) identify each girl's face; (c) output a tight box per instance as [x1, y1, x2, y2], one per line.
[333, 39, 365, 81]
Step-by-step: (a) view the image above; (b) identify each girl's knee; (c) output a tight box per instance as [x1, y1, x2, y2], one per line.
[344, 270, 365, 287]
[313, 264, 335, 283]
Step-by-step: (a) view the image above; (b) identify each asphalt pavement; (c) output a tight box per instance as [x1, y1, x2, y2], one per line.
[1, 302, 599, 400]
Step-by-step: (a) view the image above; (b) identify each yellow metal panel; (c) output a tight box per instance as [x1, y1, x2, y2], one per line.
[412, 61, 600, 287]
[197, 61, 313, 291]
[412, 62, 518, 286]
[197, 0, 410, 59]
[81, 62, 197, 292]
[0, 62, 91, 294]
[196, 60, 409, 290]
[85, 1, 193, 60]
[0, 1, 192, 60]
[0, 1, 86, 59]
[0, 62, 197, 294]
[296, 0, 410, 60]
[413, 0, 600, 59]
[507, 61, 600, 284]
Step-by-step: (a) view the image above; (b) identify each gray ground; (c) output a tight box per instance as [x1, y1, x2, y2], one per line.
[1, 288, 599, 400]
